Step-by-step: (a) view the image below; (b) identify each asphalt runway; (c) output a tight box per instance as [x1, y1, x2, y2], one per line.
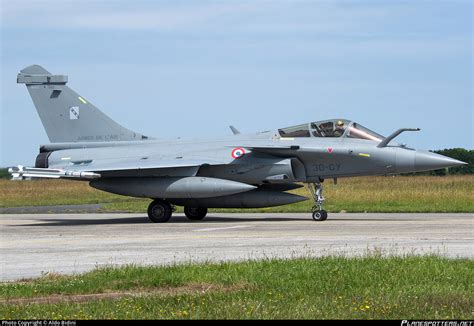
[1, 213, 473, 281]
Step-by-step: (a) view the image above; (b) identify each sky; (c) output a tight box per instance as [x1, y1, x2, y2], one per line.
[1, 0, 472, 166]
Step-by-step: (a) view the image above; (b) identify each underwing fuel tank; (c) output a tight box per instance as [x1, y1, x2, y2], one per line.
[169, 189, 308, 208]
[90, 177, 256, 199]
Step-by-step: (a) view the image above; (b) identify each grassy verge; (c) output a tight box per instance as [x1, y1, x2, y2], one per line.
[1, 256, 472, 319]
[1, 175, 473, 213]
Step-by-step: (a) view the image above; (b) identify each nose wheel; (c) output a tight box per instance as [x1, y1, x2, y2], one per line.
[307, 181, 328, 221]
[312, 210, 328, 221]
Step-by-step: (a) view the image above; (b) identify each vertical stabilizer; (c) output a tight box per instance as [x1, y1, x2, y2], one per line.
[17, 65, 147, 143]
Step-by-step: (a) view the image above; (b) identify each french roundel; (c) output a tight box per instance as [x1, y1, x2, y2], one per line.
[231, 147, 246, 159]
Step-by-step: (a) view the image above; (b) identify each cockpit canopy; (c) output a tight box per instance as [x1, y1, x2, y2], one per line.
[278, 119, 385, 142]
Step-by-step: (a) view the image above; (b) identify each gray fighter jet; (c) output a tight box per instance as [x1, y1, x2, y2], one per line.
[9, 65, 466, 222]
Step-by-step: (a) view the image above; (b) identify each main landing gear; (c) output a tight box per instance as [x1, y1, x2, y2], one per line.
[184, 206, 208, 221]
[147, 199, 173, 223]
[307, 180, 328, 221]
[147, 199, 208, 223]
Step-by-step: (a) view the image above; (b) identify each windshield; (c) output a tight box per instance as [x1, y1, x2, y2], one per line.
[346, 122, 384, 142]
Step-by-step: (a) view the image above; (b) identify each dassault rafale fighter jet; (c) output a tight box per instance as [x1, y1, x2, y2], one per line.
[9, 65, 466, 222]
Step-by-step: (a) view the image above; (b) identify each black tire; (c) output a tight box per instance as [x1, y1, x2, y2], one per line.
[312, 210, 328, 221]
[147, 199, 172, 223]
[184, 206, 208, 221]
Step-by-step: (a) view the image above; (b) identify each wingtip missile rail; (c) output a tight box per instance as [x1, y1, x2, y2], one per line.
[8, 166, 101, 180]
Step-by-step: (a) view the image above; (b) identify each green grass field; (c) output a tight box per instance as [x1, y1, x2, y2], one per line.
[1, 256, 472, 319]
[1, 175, 473, 212]
[1, 175, 472, 319]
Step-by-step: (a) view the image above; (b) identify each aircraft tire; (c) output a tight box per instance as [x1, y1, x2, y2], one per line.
[148, 199, 172, 223]
[312, 210, 328, 221]
[184, 207, 208, 221]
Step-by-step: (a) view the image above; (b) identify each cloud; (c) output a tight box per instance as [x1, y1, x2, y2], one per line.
[1, 1, 261, 31]
[0, 0, 416, 33]
[1, 0, 470, 63]
[68, 4, 260, 30]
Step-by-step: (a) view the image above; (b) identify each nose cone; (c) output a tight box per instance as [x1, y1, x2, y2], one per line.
[415, 151, 467, 172]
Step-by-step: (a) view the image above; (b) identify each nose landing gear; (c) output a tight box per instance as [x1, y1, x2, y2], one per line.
[307, 181, 328, 221]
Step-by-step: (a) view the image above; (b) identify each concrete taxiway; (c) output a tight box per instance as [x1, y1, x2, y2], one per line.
[1, 213, 472, 281]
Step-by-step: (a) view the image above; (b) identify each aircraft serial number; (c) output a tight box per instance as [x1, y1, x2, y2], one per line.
[311, 163, 341, 172]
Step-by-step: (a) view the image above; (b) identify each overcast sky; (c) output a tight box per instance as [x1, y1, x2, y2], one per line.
[1, 0, 472, 166]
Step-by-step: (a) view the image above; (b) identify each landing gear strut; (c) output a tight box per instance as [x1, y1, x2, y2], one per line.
[147, 199, 173, 223]
[307, 181, 328, 221]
